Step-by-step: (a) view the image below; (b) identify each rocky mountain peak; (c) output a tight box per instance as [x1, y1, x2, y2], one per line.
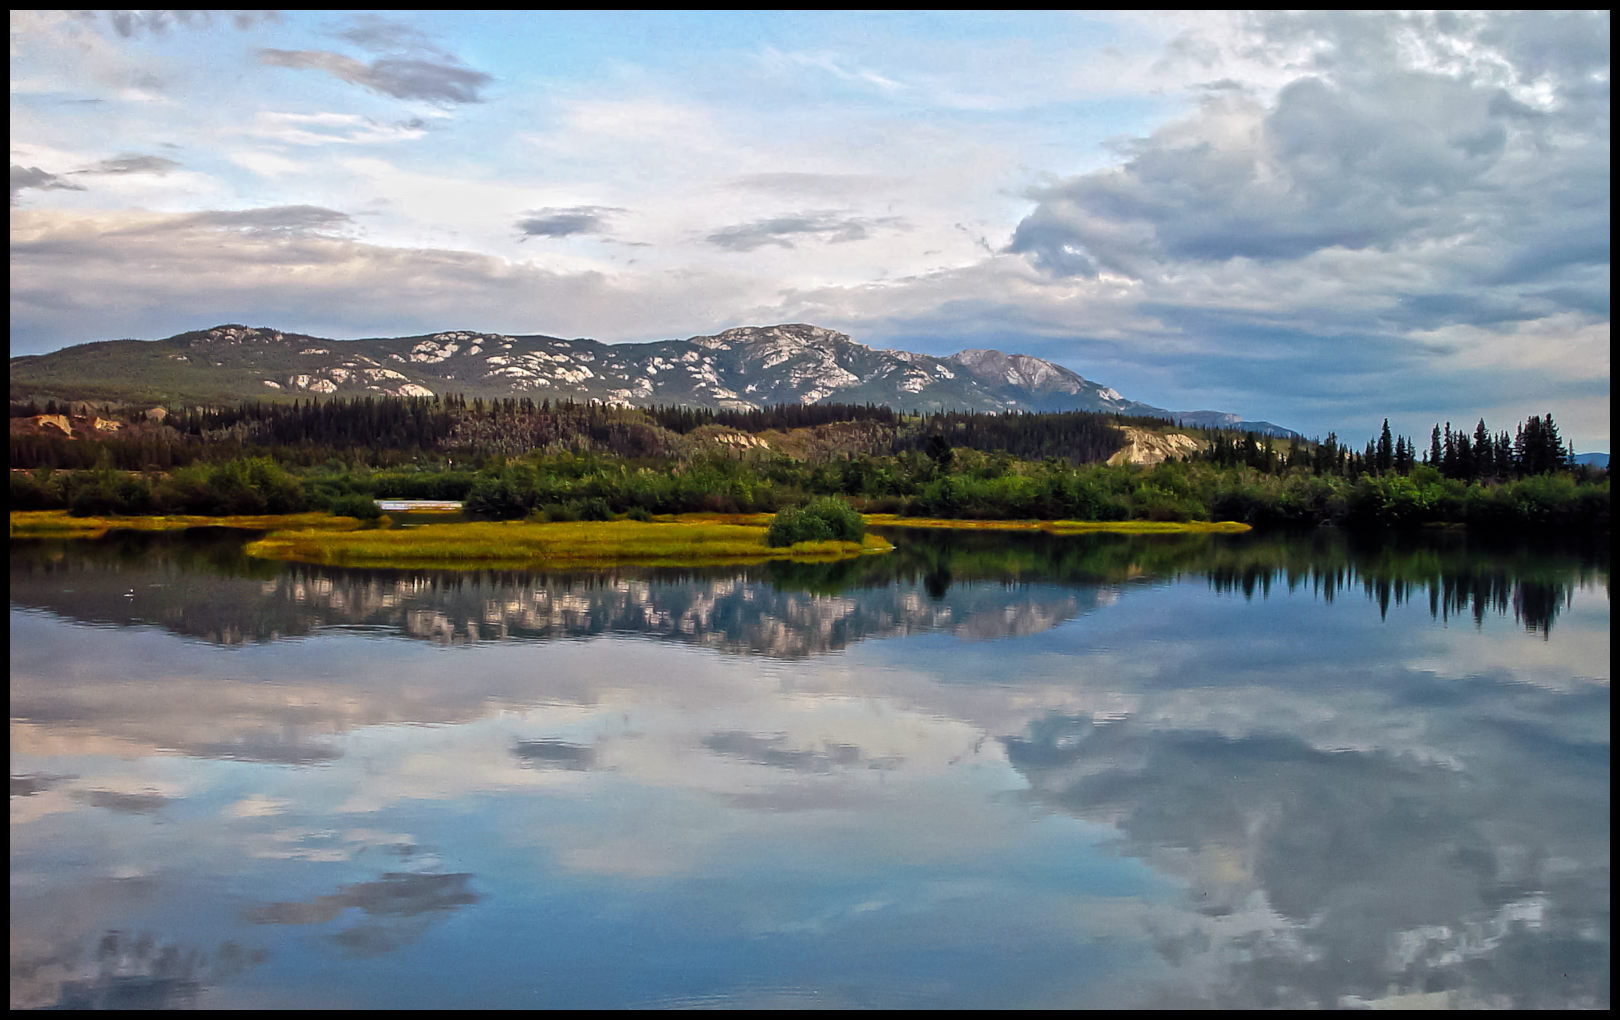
[949, 348, 1088, 395]
[690, 323, 857, 352]
[192, 324, 291, 346]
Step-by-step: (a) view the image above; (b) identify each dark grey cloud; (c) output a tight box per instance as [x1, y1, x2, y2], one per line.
[247, 871, 479, 926]
[32, 930, 266, 1010]
[74, 155, 182, 176]
[10, 773, 72, 797]
[246, 870, 480, 959]
[10, 164, 87, 204]
[90, 10, 279, 37]
[78, 789, 172, 814]
[259, 48, 492, 104]
[516, 206, 623, 239]
[336, 15, 448, 58]
[512, 738, 597, 770]
[183, 739, 344, 765]
[706, 211, 905, 251]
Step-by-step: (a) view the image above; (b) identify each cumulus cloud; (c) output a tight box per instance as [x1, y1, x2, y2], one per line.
[706, 211, 906, 251]
[1008, 13, 1608, 297]
[259, 48, 492, 104]
[980, 10, 1611, 441]
[1001, 701, 1607, 1008]
[1009, 72, 1602, 289]
[516, 205, 623, 239]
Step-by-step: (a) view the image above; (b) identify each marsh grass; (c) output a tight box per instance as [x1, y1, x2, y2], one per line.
[245, 516, 892, 569]
[9, 510, 358, 540]
[863, 515, 1252, 534]
[649, 512, 775, 527]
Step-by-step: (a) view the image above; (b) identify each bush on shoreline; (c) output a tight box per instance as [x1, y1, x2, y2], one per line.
[766, 497, 867, 546]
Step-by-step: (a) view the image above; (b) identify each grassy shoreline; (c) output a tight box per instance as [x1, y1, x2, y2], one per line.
[8, 510, 359, 540]
[10, 509, 1248, 570]
[863, 515, 1252, 534]
[243, 517, 892, 569]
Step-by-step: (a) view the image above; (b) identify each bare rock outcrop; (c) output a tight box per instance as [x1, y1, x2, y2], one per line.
[1107, 426, 1204, 467]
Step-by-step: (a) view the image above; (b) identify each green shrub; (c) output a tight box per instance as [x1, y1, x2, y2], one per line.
[574, 497, 614, 521]
[9, 470, 60, 511]
[765, 497, 866, 547]
[536, 501, 580, 522]
[328, 492, 383, 520]
[466, 468, 537, 519]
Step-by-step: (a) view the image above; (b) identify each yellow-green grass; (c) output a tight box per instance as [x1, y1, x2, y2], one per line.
[9, 510, 363, 540]
[648, 511, 775, 527]
[245, 517, 893, 570]
[862, 514, 1252, 535]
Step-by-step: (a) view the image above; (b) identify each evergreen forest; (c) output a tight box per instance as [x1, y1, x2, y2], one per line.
[8, 396, 1609, 534]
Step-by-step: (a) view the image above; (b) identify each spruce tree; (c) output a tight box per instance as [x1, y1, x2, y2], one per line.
[1541, 414, 1566, 472]
[1473, 419, 1492, 479]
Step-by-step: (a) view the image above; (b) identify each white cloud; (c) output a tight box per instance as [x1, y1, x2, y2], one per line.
[242, 111, 431, 147]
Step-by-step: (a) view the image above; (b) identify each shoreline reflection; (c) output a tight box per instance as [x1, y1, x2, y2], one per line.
[9, 528, 1607, 651]
[10, 526, 1609, 1008]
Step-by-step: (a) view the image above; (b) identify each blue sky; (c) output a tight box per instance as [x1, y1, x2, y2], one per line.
[9, 11, 1610, 451]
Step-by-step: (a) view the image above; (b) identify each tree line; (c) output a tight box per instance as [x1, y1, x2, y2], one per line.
[1196, 413, 1579, 482]
[9, 396, 1607, 533]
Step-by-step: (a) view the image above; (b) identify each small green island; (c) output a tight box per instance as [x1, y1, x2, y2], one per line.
[244, 514, 894, 570]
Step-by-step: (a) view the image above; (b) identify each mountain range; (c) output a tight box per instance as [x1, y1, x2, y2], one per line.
[9, 322, 1299, 437]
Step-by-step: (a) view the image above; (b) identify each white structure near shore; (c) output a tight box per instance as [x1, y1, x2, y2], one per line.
[374, 500, 464, 512]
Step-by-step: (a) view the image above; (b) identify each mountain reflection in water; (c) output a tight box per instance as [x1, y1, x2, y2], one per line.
[8, 527, 1604, 651]
[9, 526, 1609, 1009]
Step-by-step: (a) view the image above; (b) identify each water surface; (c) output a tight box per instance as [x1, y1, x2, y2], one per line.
[10, 528, 1610, 1008]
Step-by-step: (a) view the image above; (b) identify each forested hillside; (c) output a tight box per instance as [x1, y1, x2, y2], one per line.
[8, 395, 1607, 534]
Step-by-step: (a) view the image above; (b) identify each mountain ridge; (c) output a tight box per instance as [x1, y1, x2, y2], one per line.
[9, 322, 1300, 438]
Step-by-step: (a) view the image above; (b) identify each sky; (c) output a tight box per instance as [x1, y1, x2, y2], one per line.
[8, 10, 1611, 452]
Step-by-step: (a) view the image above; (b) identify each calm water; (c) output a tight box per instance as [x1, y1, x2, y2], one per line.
[10, 527, 1610, 1009]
